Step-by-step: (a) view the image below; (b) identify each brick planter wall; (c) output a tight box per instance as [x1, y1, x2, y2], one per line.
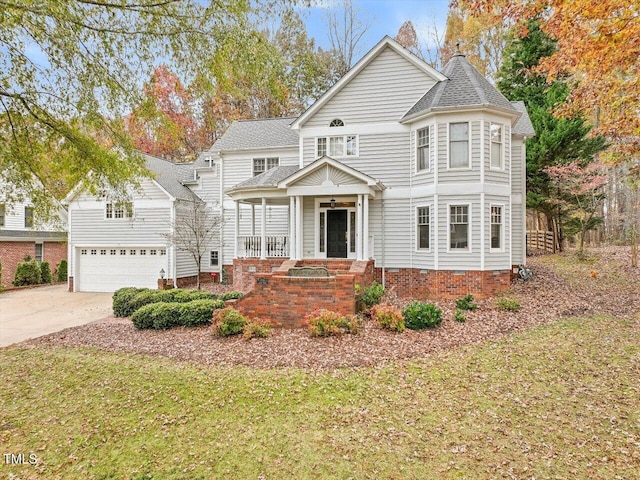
[374, 268, 511, 299]
[232, 258, 288, 292]
[231, 273, 356, 328]
[0, 240, 67, 287]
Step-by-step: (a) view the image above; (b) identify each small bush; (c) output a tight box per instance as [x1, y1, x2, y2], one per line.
[127, 289, 159, 314]
[56, 259, 67, 282]
[242, 318, 273, 339]
[40, 261, 52, 284]
[403, 301, 443, 330]
[455, 293, 478, 311]
[212, 307, 247, 336]
[359, 281, 385, 309]
[496, 297, 521, 312]
[173, 289, 215, 303]
[130, 302, 183, 330]
[219, 291, 243, 301]
[370, 304, 405, 332]
[454, 309, 466, 323]
[130, 302, 160, 329]
[112, 287, 147, 317]
[306, 309, 362, 337]
[180, 299, 225, 327]
[13, 259, 41, 286]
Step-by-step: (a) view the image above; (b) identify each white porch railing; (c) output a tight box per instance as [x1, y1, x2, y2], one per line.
[238, 235, 289, 258]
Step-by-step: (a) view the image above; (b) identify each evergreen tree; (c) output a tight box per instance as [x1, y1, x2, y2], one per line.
[497, 20, 607, 247]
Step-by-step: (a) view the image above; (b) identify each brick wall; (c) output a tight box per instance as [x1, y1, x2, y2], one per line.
[231, 273, 356, 328]
[374, 268, 511, 299]
[0, 240, 67, 286]
[232, 258, 287, 292]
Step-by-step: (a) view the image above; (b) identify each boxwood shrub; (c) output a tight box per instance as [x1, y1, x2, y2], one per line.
[181, 299, 225, 327]
[113, 288, 219, 318]
[403, 301, 443, 330]
[112, 287, 147, 317]
[131, 299, 224, 330]
[219, 291, 243, 301]
[212, 307, 247, 336]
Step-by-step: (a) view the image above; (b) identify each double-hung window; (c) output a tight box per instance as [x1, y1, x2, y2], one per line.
[106, 202, 132, 219]
[417, 207, 430, 250]
[450, 205, 469, 250]
[0, 204, 5, 226]
[417, 128, 430, 171]
[316, 135, 357, 158]
[253, 157, 279, 176]
[491, 205, 503, 249]
[24, 206, 34, 228]
[210, 250, 219, 267]
[449, 122, 469, 169]
[490, 123, 503, 169]
[35, 243, 43, 263]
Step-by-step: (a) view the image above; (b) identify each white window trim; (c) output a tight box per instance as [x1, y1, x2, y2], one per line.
[489, 203, 505, 252]
[105, 201, 133, 220]
[35, 242, 43, 263]
[447, 122, 471, 170]
[415, 205, 432, 252]
[314, 197, 357, 259]
[447, 203, 472, 253]
[210, 250, 219, 268]
[489, 123, 504, 171]
[315, 135, 359, 159]
[415, 127, 431, 173]
[252, 157, 280, 177]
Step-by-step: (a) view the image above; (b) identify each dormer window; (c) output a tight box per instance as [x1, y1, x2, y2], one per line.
[329, 119, 344, 127]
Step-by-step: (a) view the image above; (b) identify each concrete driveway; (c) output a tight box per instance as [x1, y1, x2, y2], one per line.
[0, 285, 113, 347]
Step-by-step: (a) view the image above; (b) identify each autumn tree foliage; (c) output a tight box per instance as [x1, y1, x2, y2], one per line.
[126, 66, 210, 162]
[545, 162, 608, 256]
[461, 0, 640, 162]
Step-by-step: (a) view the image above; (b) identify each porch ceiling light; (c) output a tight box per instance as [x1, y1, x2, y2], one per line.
[159, 268, 165, 279]
[330, 198, 336, 209]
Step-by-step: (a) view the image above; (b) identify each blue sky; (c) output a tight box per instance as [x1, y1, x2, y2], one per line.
[297, 0, 451, 58]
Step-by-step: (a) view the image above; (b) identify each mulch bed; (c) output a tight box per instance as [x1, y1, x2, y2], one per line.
[18, 247, 640, 370]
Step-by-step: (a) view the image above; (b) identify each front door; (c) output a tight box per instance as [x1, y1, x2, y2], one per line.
[327, 210, 348, 258]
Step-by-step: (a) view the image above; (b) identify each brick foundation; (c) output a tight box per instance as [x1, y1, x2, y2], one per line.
[375, 268, 511, 299]
[231, 273, 356, 328]
[0, 240, 67, 287]
[175, 272, 219, 288]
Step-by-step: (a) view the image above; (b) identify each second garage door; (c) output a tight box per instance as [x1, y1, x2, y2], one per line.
[76, 247, 168, 292]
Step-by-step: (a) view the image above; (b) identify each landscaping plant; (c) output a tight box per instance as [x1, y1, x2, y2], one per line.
[403, 301, 443, 330]
[242, 318, 273, 339]
[359, 281, 385, 309]
[496, 297, 522, 312]
[370, 304, 405, 332]
[56, 259, 67, 282]
[212, 307, 247, 337]
[306, 309, 362, 337]
[13, 259, 41, 286]
[454, 309, 466, 323]
[455, 293, 478, 311]
[40, 261, 52, 284]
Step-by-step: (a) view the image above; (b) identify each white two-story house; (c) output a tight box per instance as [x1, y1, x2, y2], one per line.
[66, 36, 533, 297]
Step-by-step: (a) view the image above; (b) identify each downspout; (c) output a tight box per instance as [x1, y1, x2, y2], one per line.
[219, 153, 224, 275]
[381, 197, 386, 288]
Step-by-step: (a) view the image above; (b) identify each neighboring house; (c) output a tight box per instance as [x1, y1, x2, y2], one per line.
[66, 36, 534, 297]
[0, 184, 67, 286]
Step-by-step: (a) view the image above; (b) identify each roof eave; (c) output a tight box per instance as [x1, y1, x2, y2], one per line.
[401, 104, 521, 124]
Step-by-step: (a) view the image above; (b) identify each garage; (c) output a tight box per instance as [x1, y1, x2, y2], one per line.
[75, 247, 168, 292]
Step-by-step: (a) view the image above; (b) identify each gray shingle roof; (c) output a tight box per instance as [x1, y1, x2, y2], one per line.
[510, 101, 536, 137]
[0, 230, 66, 239]
[227, 165, 300, 192]
[210, 117, 299, 153]
[404, 53, 516, 119]
[143, 154, 199, 201]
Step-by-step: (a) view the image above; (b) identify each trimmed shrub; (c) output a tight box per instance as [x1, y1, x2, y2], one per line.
[455, 293, 478, 311]
[180, 299, 225, 327]
[306, 309, 362, 337]
[112, 287, 147, 317]
[212, 307, 247, 337]
[13, 259, 41, 286]
[131, 302, 181, 330]
[370, 304, 405, 332]
[127, 289, 159, 315]
[40, 261, 52, 284]
[130, 302, 159, 329]
[359, 281, 385, 309]
[173, 289, 215, 303]
[56, 259, 67, 282]
[454, 309, 466, 323]
[242, 318, 273, 339]
[496, 297, 521, 312]
[403, 301, 443, 330]
[219, 291, 243, 301]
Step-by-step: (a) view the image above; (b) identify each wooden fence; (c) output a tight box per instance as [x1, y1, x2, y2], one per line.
[526, 230, 558, 253]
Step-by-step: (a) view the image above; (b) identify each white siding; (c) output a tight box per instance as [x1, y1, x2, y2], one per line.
[436, 196, 481, 270]
[511, 141, 525, 264]
[302, 197, 315, 258]
[380, 198, 412, 268]
[305, 46, 438, 127]
[484, 195, 511, 270]
[437, 121, 482, 184]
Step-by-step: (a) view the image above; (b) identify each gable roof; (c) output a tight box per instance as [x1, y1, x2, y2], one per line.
[143, 154, 199, 201]
[226, 165, 300, 194]
[278, 156, 384, 190]
[403, 52, 518, 121]
[510, 101, 536, 137]
[290, 36, 447, 130]
[208, 117, 299, 155]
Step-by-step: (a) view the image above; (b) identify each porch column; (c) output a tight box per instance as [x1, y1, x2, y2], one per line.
[289, 196, 296, 259]
[260, 197, 267, 260]
[295, 195, 303, 260]
[356, 194, 363, 260]
[234, 200, 240, 258]
[250, 204, 255, 236]
[363, 194, 369, 259]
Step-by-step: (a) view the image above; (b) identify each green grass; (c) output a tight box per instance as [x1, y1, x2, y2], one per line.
[2, 315, 639, 479]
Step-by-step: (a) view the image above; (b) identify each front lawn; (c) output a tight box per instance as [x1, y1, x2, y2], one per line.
[2, 314, 639, 479]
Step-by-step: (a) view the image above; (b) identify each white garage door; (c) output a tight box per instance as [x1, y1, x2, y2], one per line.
[76, 247, 167, 292]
